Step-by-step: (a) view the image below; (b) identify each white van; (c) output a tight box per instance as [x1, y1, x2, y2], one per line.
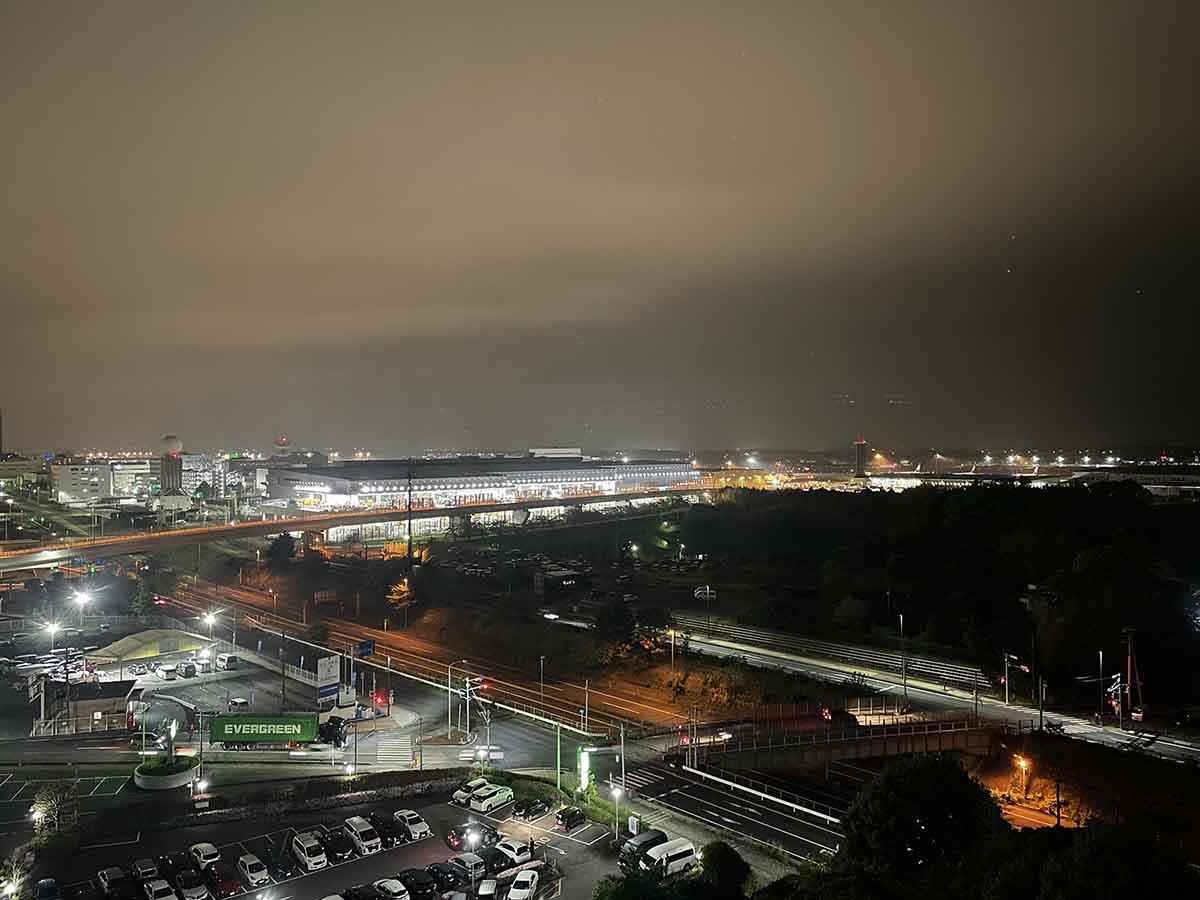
[343, 815, 382, 855]
[643, 838, 697, 876]
[216, 653, 240, 671]
[156, 664, 177, 681]
[291, 831, 328, 871]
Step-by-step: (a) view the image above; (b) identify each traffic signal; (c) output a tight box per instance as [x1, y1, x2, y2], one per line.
[373, 691, 386, 707]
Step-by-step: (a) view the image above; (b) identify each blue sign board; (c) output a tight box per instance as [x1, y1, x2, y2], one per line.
[318, 682, 339, 700]
[356, 639, 375, 658]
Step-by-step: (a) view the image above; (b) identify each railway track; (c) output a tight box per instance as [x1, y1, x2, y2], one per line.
[672, 613, 988, 689]
[173, 585, 686, 735]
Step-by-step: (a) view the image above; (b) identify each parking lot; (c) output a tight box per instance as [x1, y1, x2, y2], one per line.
[55, 784, 615, 900]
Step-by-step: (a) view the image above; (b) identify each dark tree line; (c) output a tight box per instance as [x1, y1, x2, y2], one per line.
[679, 484, 1200, 701]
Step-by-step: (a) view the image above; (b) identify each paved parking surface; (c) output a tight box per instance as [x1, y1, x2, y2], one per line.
[55, 789, 607, 900]
[0, 772, 130, 823]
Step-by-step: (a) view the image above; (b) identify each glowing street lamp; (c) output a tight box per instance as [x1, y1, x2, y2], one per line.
[203, 612, 216, 639]
[46, 623, 60, 651]
[1014, 754, 1030, 795]
[467, 833, 480, 890]
[74, 592, 90, 627]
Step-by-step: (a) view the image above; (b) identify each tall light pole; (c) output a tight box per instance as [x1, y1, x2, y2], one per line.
[3, 497, 12, 541]
[46, 623, 60, 652]
[467, 834, 480, 892]
[74, 592, 89, 628]
[203, 613, 216, 640]
[447, 659, 467, 739]
[899, 613, 907, 701]
[611, 785, 623, 838]
[539, 655, 546, 714]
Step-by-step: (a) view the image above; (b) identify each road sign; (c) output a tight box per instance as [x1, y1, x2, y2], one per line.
[693, 585, 717, 602]
[356, 639, 375, 658]
[317, 655, 339, 700]
[209, 713, 319, 744]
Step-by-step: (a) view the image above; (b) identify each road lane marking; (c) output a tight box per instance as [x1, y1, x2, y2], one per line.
[650, 795, 831, 857]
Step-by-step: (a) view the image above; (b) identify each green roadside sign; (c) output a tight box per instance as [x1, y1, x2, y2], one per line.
[209, 713, 319, 744]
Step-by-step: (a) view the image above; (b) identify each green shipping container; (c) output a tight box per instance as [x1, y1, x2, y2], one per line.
[209, 713, 319, 744]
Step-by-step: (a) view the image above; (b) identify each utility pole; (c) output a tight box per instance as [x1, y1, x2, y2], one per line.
[1038, 677, 1044, 731]
[1004, 652, 1010, 706]
[620, 723, 626, 791]
[555, 723, 562, 794]
[584, 679, 589, 732]
[279, 628, 286, 709]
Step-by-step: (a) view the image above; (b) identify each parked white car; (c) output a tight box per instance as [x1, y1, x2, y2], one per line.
[470, 785, 514, 814]
[188, 844, 220, 870]
[494, 840, 533, 866]
[452, 777, 490, 805]
[236, 854, 269, 888]
[394, 809, 431, 841]
[508, 870, 539, 900]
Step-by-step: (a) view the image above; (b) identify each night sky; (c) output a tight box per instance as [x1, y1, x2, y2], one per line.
[2, 2, 1196, 454]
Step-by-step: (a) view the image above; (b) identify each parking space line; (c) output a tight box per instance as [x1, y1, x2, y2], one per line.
[83, 779, 103, 797]
[0, 774, 13, 789]
[11, 780, 36, 800]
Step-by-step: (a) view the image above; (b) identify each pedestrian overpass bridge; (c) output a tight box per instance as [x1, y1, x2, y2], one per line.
[0, 486, 703, 574]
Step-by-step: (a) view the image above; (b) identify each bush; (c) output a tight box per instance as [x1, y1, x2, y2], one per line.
[136, 757, 199, 777]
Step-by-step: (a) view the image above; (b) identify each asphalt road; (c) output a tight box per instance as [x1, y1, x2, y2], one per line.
[619, 762, 844, 860]
[56, 788, 613, 900]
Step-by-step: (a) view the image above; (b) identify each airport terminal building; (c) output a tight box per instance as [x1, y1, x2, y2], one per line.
[266, 454, 699, 542]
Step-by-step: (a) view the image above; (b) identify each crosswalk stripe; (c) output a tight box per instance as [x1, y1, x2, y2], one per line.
[378, 737, 415, 766]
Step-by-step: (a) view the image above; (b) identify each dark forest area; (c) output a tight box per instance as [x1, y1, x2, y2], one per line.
[679, 484, 1200, 704]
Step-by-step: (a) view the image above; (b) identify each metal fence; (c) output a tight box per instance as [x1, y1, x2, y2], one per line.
[30, 711, 130, 737]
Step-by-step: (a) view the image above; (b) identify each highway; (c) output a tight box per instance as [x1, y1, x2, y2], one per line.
[0, 486, 706, 573]
[619, 762, 844, 860]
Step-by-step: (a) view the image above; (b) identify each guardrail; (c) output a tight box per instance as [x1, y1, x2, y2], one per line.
[673, 614, 989, 689]
[681, 764, 844, 825]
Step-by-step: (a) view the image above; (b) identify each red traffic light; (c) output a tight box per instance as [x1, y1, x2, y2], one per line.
[373, 692, 386, 706]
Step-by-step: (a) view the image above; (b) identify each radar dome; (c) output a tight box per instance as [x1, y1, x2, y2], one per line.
[161, 434, 183, 454]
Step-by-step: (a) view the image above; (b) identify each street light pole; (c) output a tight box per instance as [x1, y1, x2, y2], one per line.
[539, 656, 545, 714]
[611, 785, 622, 838]
[447, 659, 467, 739]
